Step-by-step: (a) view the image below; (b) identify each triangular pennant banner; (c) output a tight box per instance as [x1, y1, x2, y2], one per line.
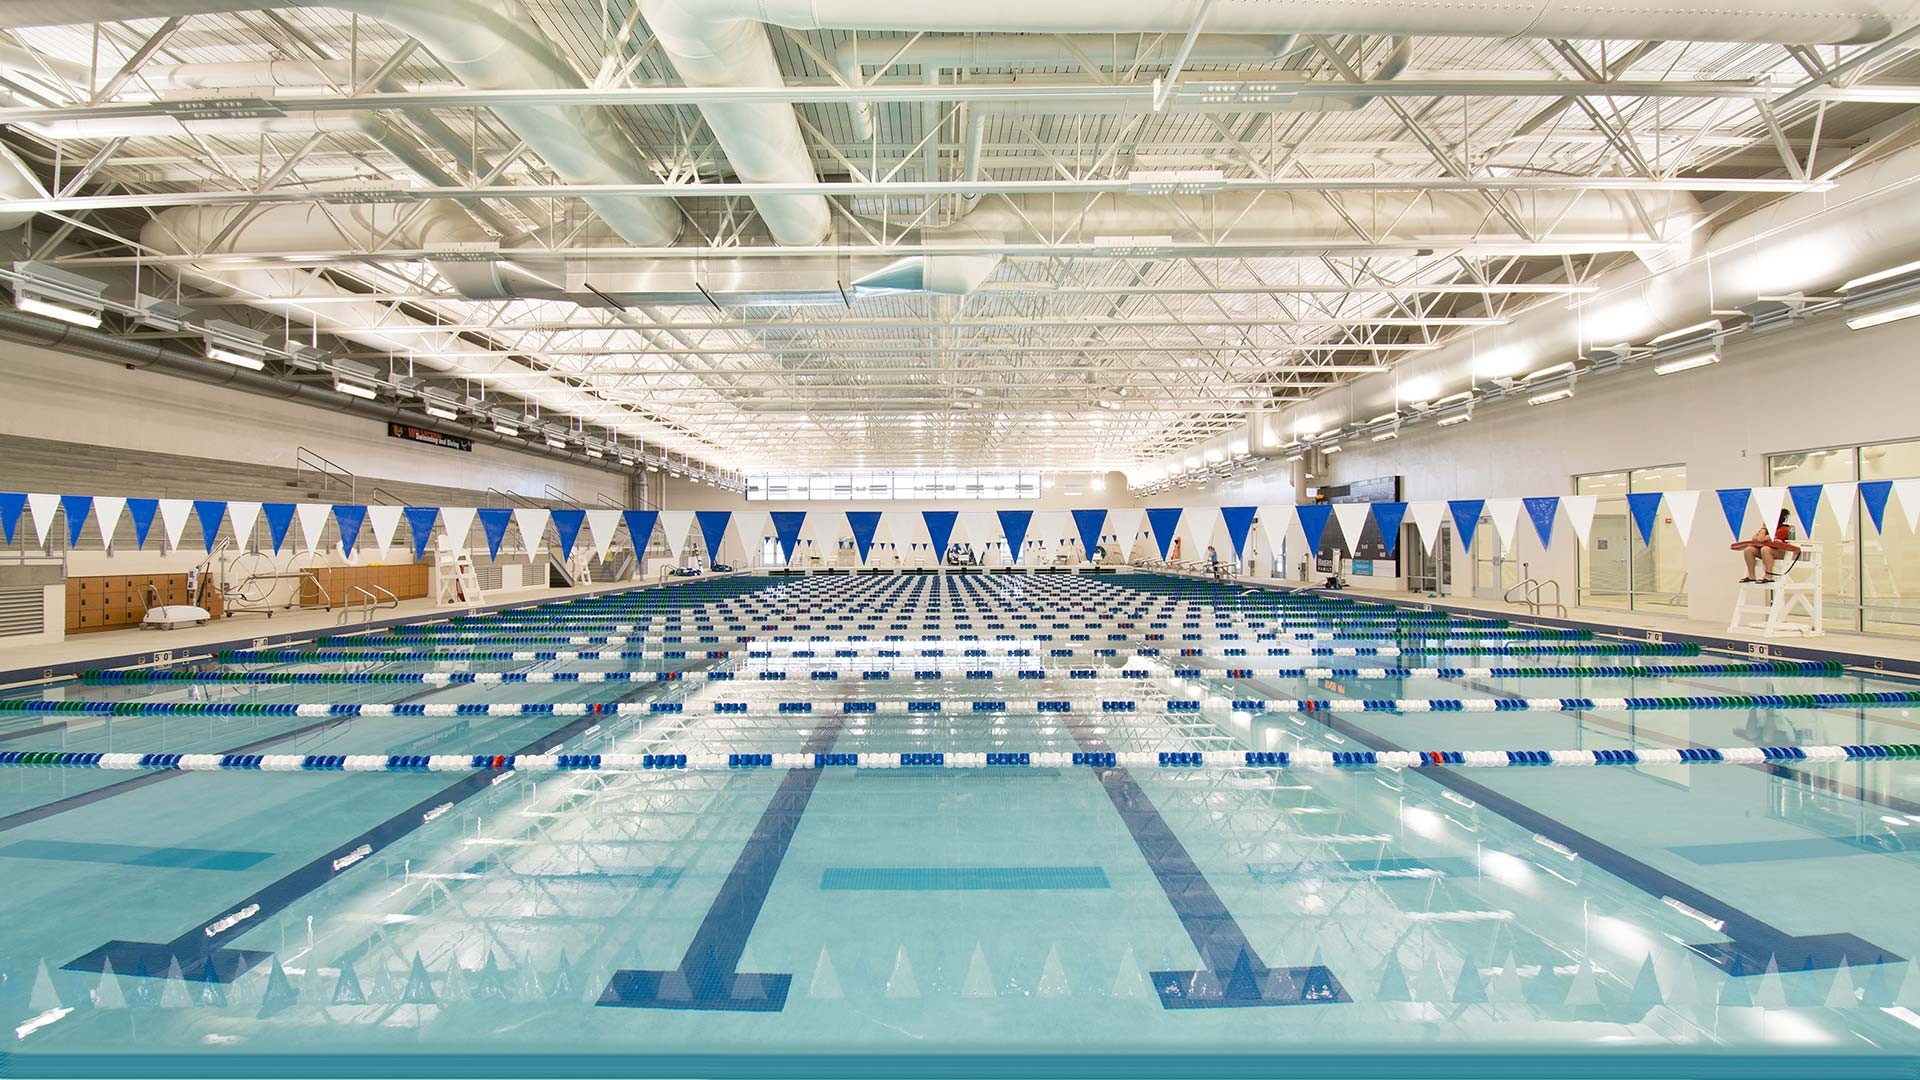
[471, 509, 509, 560]
[1716, 488, 1753, 537]
[192, 500, 228, 553]
[1071, 509, 1107, 560]
[1448, 500, 1485, 552]
[1485, 499, 1522, 554]
[660, 511, 696, 558]
[434, 506, 473, 554]
[845, 511, 882, 565]
[1665, 489, 1701, 545]
[1371, 502, 1408, 556]
[1220, 506, 1258, 561]
[1522, 496, 1559, 549]
[1897, 479, 1920, 534]
[551, 509, 586, 561]
[27, 493, 58, 548]
[622, 510, 659, 554]
[1408, 501, 1446, 556]
[1257, 506, 1293, 562]
[1626, 491, 1664, 545]
[512, 508, 550, 554]
[1296, 504, 1332, 553]
[1145, 508, 1183, 561]
[695, 510, 732, 561]
[0, 492, 23, 544]
[1861, 480, 1894, 533]
[923, 511, 958, 562]
[585, 509, 622, 561]
[997, 510, 1033, 563]
[1561, 494, 1597, 546]
[94, 495, 125, 553]
[227, 501, 262, 550]
[365, 505, 404, 560]
[1107, 508, 1145, 557]
[294, 503, 330, 555]
[59, 495, 93, 548]
[770, 511, 807, 564]
[1787, 484, 1824, 538]
[1330, 503, 1370, 553]
[403, 507, 441, 561]
[332, 504, 368, 558]
[1824, 482, 1857, 541]
[262, 503, 297, 554]
[128, 498, 158, 551]
[1751, 486, 1788, 534]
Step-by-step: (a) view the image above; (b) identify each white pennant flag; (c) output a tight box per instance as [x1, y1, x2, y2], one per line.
[93, 495, 125, 552]
[1664, 490, 1702, 545]
[1329, 503, 1371, 552]
[512, 508, 550, 554]
[295, 503, 331, 555]
[1823, 482, 1857, 540]
[440, 507, 476, 554]
[959, 510, 999, 550]
[1485, 498, 1523, 555]
[26, 493, 57, 548]
[1256, 506, 1292, 562]
[366, 505, 404, 560]
[227, 501, 263, 551]
[1896, 479, 1920, 534]
[1107, 508, 1145, 559]
[1751, 486, 1788, 533]
[661, 511, 697, 558]
[1407, 501, 1447, 556]
[733, 510, 767, 563]
[1561, 495, 1598, 546]
[158, 498, 194, 553]
[584, 509, 622, 561]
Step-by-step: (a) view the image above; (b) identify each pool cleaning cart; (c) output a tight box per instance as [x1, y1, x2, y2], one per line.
[1729, 540, 1823, 638]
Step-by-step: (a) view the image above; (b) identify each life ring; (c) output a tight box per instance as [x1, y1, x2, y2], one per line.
[1728, 539, 1802, 554]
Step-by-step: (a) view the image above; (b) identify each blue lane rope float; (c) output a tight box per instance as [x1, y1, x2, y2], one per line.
[0, 743, 1912, 774]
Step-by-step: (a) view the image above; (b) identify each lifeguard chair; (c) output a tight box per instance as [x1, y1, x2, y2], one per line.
[1729, 540, 1823, 637]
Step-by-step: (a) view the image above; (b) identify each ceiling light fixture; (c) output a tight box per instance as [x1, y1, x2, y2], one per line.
[1527, 387, 1574, 406]
[1521, 361, 1575, 383]
[207, 345, 266, 371]
[1437, 411, 1473, 428]
[333, 380, 377, 401]
[1652, 349, 1722, 376]
[16, 294, 103, 328]
[422, 403, 459, 422]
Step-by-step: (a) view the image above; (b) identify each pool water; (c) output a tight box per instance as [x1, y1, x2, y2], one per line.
[2, 570, 1920, 1078]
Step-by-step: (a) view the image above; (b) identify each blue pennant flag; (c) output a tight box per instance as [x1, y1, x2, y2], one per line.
[1861, 480, 1894, 533]
[60, 495, 93, 548]
[403, 507, 441, 562]
[1371, 502, 1408, 556]
[1522, 496, 1559, 549]
[331, 504, 367, 558]
[1220, 506, 1258, 561]
[997, 510, 1033, 563]
[1072, 509, 1107, 559]
[622, 510, 659, 554]
[1625, 491, 1663, 545]
[845, 511, 882, 564]
[262, 503, 296, 554]
[770, 511, 807, 565]
[478, 508, 514, 560]
[192, 500, 228, 553]
[126, 497, 159, 550]
[1716, 488, 1752, 537]
[1296, 504, 1332, 553]
[695, 510, 732, 560]
[1146, 507, 1183, 561]
[0, 492, 22, 545]
[1787, 484, 1824, 537]
[923, 510, 958, 561]
[550, 509, 585, 561]
[1447, 500, 1485, 551]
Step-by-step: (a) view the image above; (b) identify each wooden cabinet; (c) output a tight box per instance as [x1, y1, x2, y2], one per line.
[64, 571, 220, 634]
[298, 562, 429, 608]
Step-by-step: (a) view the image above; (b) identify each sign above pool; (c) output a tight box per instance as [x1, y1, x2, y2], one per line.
[387, 422, 471, 453]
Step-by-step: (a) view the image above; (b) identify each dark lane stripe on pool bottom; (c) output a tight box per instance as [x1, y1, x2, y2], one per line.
[1669, 834, 1917, 865]
[0, 839, 273, 871]
[821, 866, 1109, 891]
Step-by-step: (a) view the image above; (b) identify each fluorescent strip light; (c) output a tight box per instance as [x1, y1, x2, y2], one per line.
[646, 463, 660, 472]
[1845, 296, 1920, 331]
[1842, 259, 1920, 293]
[1527, 387, 1574, 406]
[1652, 349, 1721, 376]
[16, 294, 102, 328]
[333, 380, 377, 400]
[1366, 411, 1399, 425]
[585, 448, 604, 459]
[492, 422, 519, 437]
[1649, 318, 1723, 345]
[545, 436, 568, 449]
[422, 404, 459, 421]
[1437, 412, 1472, 427]
[1371, 431, 1399, 442]
[1321, 444, 1344, 455]
[1521, 361, 1575, 383]
[207, 345, 266, 371]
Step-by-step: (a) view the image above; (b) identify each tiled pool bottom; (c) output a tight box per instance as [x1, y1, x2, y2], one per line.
[1, 572, 1919, 1078]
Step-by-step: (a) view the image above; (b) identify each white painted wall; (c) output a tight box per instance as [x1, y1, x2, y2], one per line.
[1169, 308, 1920, 624]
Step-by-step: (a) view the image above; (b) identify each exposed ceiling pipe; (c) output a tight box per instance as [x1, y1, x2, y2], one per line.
[1257, 139, 1920, 442]
[0, 305, 635, 474]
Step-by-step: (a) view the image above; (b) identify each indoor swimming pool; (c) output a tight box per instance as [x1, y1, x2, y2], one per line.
[2, 570, 1919, 1077]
